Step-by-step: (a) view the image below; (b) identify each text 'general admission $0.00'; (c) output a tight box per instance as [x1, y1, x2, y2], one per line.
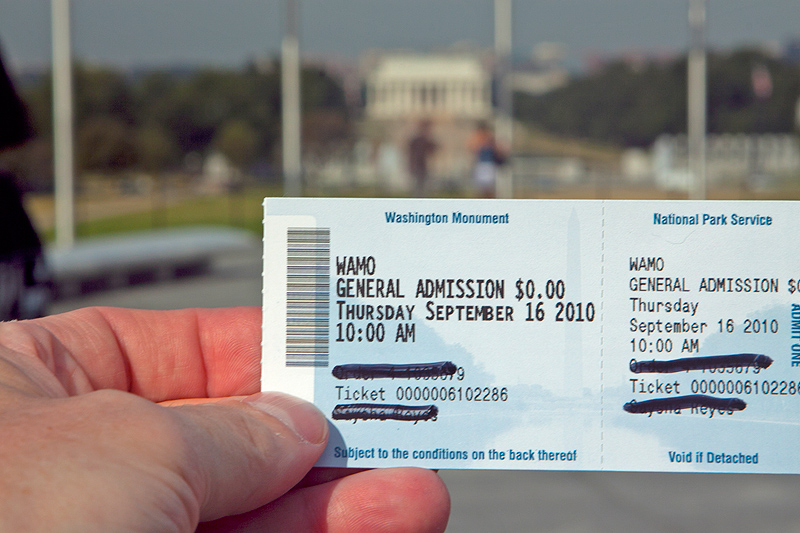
[262, 198, 799, 472]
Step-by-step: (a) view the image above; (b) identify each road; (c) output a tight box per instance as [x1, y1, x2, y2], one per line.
[52, 244, 800, 532]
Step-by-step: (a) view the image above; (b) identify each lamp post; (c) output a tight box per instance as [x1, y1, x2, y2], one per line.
[52, 0, 75, 247]
[281, 0, 302, 197]
[494, 0, 513, 199]
[687, 0, 707, 200]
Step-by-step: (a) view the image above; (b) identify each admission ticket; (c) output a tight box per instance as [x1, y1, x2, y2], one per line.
[262, 198, 800, 472]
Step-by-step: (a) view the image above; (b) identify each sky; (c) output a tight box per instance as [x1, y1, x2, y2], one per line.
[0, 0, 799, 72]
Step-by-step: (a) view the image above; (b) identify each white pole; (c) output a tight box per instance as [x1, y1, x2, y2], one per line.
[687, 0, 707, 200]
[281, 0, 302, 197]
[52, 0, 75, 248]
[494, 0, 513, 199]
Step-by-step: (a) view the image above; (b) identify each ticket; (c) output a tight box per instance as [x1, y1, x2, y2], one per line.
[262, 198, 800, 473]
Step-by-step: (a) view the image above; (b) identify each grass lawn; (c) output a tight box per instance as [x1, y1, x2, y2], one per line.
[36, 180, 800, 243]
[40, 186, 282, 242]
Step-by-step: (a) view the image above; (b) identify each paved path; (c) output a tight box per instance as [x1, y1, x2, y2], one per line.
[47, 227, 256, 299]
[50, 237, 262, 312]
[51, 245, 800, 532]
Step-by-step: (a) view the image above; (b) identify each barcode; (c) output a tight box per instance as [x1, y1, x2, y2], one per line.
[286, 227, 331, 367]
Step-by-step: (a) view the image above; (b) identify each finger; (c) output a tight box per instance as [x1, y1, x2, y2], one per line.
[296, 467, 368, 489]
[159, 396, 247, 407]
[0, 307, 261, 401]
[197, 468, 451, 532]
[171, 391, 329, 522]
[295, 466, 439, 489]
[1, 390, 327, 529]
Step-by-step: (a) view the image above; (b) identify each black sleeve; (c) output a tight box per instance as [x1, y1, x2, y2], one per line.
[0, 171, 42, 260]
[0, 43, 35, 150]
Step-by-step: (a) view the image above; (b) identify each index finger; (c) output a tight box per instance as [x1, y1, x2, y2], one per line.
[0, 306, 262, 401]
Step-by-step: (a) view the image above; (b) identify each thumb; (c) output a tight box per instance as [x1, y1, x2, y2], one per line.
[171, 392, 328, 522]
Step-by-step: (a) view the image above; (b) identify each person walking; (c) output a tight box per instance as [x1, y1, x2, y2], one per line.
[468, 121, 506, 198]
[407, 119, 438, 197]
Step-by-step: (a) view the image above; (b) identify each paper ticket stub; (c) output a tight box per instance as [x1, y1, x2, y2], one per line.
[262, 197, 800, 473]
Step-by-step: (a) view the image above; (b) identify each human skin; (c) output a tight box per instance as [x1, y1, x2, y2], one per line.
[0, 306, 450, 531]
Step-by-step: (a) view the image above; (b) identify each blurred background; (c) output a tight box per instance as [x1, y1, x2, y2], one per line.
[2, 1, 800, 531]
[2, 1, 800, 236]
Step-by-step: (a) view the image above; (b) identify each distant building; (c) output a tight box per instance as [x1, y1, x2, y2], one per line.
[308, 53, 497, 194]
[365, 54, 492, 120]
[651, 134, 800, 191]
[582, 48, 679, 74]
[786, 38, 800, 65]
[509, 69, 568, 96]
[201, 151, 236, 193]
[506, 42, 568, 96]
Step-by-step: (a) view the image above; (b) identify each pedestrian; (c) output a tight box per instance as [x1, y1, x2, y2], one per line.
[407, 119, 438, 197]
[468, 121, 506, 198]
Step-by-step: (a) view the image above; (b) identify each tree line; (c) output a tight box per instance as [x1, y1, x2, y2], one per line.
[11, 60, 351, 190]
[516, 48, 800, 148]
[8, 48, 800, 191]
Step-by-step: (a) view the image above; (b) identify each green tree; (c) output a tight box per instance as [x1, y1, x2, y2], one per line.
[76, 117, 137, 172]
[214, 119, 258, 170]
[708, 49, 800, 133]
[16, 60, 352, 177]
[136, 125, 178, 174]
[516, 59, 686, 147]
[516, 49, 800, 147]
[74, 64, 135, 126]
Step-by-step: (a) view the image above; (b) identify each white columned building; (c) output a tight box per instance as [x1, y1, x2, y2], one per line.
[310, 53, 494, 193]
[367, 55, 491, 120]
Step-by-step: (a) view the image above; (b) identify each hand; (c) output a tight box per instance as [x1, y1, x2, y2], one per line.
[0, 307, 450, 531]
